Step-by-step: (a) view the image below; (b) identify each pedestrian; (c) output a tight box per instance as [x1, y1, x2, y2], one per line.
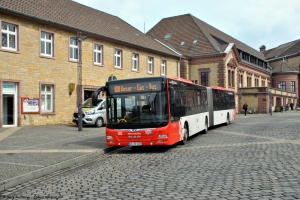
[243, 103, 248, 116]
[290, 102, 294, 112]
[286, 103, 289, 112]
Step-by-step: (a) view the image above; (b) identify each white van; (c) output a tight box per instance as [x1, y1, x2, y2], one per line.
[73, 98, 106, 127]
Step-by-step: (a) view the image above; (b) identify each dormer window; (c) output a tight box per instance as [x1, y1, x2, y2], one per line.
[193, 39, 198, 45]
[164, 33, 172, 40]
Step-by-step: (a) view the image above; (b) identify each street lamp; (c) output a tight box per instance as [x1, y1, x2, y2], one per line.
[269, 90, 272, 116]
[71, 33, 88, 131]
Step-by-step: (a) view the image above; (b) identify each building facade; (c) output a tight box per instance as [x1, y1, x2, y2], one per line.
[261, 41, 300, 108]
[0, 0, 181, 127]
[147, 14, 298, 113]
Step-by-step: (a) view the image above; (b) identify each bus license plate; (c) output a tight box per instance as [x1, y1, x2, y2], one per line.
[128, 142, 142, 146]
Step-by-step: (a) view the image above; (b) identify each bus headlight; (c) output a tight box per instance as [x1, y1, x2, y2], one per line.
[158, 134, 168, 138]
[107, 136, 113, 140]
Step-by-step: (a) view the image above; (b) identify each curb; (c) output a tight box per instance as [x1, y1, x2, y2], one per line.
[0, 146, 120, 192]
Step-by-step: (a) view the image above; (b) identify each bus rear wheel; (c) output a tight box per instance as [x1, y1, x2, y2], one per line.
[226, 114, 230, 126]
[203, 117, 208, 134]
[181, 123, 188, 145]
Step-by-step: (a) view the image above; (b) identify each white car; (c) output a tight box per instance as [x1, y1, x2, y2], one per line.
[73, 98, 106, 127]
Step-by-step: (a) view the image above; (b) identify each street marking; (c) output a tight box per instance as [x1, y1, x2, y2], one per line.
[0, 127, 21, 142]
[0, 149, 97, 154]
[0, 161, 44, 167]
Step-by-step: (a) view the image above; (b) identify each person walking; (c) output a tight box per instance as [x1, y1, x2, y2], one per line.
[290, 102, 294, 112]
[243, 103, 248, 116]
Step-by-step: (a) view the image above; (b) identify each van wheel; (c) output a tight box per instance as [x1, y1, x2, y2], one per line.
[95, 117, 103, 127]
[181, 123, 188, 145]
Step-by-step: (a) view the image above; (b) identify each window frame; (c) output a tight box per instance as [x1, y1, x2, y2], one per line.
[69, 37, 78, 62]
[39, 82, 56, 114]
[93, 43, 103, 66]
[147, 56, 154, 74]
[200, 71, 209, 86]
[291, 81, 295, 92]
[1, 21, 20, 53]
[40, 30, 55, 58]
[132, 52, 139, 71]
[280, 81, 286, 91]
[161, 59, 167, 75]
[114, 48, 123, 69]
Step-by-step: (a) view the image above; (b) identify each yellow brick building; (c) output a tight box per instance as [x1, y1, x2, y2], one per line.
[0, 1, 181, 127]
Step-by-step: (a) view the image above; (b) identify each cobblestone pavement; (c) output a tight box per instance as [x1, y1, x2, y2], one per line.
[0, 125, 107, 182]
[1, 112, 300, 199]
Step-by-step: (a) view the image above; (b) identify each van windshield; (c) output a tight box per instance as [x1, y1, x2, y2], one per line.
[82, 98, 103, 108]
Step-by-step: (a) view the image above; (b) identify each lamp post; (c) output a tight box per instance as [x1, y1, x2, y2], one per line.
[269, 90, 273, 116]
[71, 33, 88, 131]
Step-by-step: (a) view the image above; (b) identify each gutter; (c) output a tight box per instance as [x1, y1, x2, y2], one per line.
[154, 39, 183, 57]
[0, 6, 179, 58]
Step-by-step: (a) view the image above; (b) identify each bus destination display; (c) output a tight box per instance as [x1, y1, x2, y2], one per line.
[109, 81, 161, 94]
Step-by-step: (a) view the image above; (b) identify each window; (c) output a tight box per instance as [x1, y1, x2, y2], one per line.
[262, 80, 265, 86]
[161, 60, 166, 75]
[247, 77, 252, 87]
[228, 70, 231, 86]
[291, 81, 295, 92]
[232, 71, 235, 87]
[148, 56, 154, 73]
[94, 44, 103, 65]
[41, 84, 54, 113]
[201, 72, 208, 86]
[40, 31, 54, 57]
[69, 38, 78, 60]
[164, 33, 171, 40]
[255, 78, 259, 86]
[239, 74, 243, 87]
[1, 22, 18, 51]
[132, 53, 139, 71]
[280, 81, 286, 91]
[228, 70, 234, 87]
[114, 49, 122, 68]
[193, 39, 198, 45]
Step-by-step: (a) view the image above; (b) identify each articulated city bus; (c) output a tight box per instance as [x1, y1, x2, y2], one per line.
[92, 76, 236, 146]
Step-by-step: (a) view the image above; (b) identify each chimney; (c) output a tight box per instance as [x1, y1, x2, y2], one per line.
[259, 45, 266, 52]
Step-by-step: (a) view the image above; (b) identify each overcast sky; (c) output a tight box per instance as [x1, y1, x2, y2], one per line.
[73, 0, 300, 51]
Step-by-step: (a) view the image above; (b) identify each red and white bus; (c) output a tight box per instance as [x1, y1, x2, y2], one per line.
[92, 76, 236, 146]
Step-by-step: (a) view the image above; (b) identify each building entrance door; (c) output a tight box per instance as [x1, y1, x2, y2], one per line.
[2, 82, 18, 127]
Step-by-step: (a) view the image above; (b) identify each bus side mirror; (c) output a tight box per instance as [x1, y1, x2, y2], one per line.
[169, 87, 176, 106]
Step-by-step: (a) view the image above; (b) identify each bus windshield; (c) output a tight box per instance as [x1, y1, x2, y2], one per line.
[107, 91, 168, 128]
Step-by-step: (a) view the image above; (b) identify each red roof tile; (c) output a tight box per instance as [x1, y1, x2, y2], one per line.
[0, 0, 179, 57]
